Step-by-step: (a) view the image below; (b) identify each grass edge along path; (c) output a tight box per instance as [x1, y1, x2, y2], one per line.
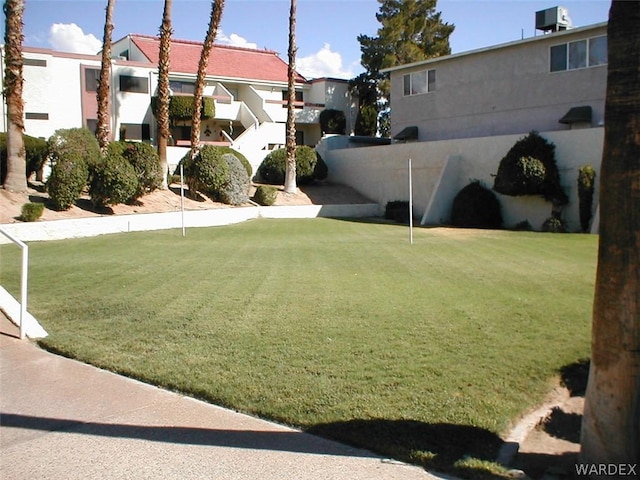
[2, 219, 597, 478]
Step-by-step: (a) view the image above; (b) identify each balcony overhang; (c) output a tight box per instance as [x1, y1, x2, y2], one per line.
[559, 106, 592, 125]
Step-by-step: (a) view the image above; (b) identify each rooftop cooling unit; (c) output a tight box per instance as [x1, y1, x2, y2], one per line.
[535, 6, 572, 32]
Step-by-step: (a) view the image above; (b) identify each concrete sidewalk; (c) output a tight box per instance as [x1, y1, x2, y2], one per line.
[0, 333, 442, 480]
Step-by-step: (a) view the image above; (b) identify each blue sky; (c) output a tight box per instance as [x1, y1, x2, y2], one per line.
[10, 0, 611, 79]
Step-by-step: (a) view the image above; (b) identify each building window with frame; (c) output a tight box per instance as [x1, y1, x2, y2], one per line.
[169, 80, 195, 94]
[403, 69, 436, 96]
[25, 112, 49, 120]
[119, 75, 149, 94]
[282, 90, 304, 108]
[23, 58, 47, 67]
[120, 123, 151, 141]
[550, 35, 607, 72]
[85, 68, 100, 92]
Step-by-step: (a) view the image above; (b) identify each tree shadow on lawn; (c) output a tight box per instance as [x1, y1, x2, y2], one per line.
[306, 418, 508, 479]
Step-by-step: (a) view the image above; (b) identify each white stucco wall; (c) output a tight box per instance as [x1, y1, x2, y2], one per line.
[322, 128, 604, 232]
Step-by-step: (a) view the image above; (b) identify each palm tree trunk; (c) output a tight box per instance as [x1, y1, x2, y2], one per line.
[190, 0, 224, 159]
[3, 0, 27, 193]
[157, 0, 173, 188]
[580, 0, 640, 470]
[96, 0, 115, 155]
[283, 0, 298, 194]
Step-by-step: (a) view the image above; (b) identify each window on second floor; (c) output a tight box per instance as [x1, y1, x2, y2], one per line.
[119, 75, 149, 94]
[282, 90, 304, 108]
[85, 68, 100, 92]
[550, 35, 607, 72]
[403, 69, 436, 96]
[169, 80, 195, 94]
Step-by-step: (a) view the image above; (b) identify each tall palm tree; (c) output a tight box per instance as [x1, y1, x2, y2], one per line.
[2, 0, 27, 193]
[190, 0, 225, 158]
[96, 0, 115, 154]
[157, 0, 173, 188]
[580, 0, 640, 469]
[283, 0, 298, 194]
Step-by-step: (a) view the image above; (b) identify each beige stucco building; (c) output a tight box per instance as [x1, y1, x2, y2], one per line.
[383, 22, 607, 142]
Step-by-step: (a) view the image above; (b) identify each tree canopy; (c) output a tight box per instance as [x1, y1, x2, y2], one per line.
[351, 0, 454, 136]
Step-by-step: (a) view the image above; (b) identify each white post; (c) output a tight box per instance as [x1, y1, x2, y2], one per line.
[408, 157, 414, 245]
[20, 243, 28, 340]
[180, 164, 186, 237]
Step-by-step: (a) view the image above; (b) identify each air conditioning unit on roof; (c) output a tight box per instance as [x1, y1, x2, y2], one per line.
[535, 6, 572, 33]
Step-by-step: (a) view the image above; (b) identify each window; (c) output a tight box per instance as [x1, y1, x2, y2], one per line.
[119, 75, 149, 93]
[85, 68, 100, 92]
[403, 69, 436, 96]
[550, 35, 607, 72]
[25, 112, 49, 120]
[169, 80, 195, 94]
[282, 90, 304, 108]
[120, 123, 151, 141]
[23, 58, 47, 67]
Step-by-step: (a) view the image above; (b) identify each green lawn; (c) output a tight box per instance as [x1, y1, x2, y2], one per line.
[0, 219, 597, 477]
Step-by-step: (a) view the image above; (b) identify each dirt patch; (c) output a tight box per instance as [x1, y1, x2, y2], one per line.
[0, 181, 374, 224]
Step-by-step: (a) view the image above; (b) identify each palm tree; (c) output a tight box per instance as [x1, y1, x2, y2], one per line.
[283, 0, 298, 194]
[190, 0, 225, 158]
[580, 0, 640, 469]
[157, 0, 173, 188]
[2, 0, 27, 193]
[96, 0, 115, 154]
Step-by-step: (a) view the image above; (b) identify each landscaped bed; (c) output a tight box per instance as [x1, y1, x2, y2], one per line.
[0, 218, 597, 478]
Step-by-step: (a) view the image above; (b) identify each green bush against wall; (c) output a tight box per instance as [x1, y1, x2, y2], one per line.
[151, 95, 215, 123]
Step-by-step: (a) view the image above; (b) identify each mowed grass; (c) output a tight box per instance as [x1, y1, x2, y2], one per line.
[0, 218, 597, 477]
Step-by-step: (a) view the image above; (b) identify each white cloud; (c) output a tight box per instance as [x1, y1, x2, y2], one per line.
[218, 32, 258, 49]
[49, 23, 102, 55]
[296, 43, 354, 80]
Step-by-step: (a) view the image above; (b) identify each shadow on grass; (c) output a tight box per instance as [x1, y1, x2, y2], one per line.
[306, 419, 509, 479]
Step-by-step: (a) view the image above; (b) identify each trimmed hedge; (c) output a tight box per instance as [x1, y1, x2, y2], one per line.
[47, 128, 101, 171]
[151, 95, 215, 121]
[451, 181, 503, 229]
[46, 154, 89, 210]
[319, 109, 346, 135]
[89, 152, 138, 208]
[20, 202, 44, 222]
[113, 142, 163, 200]
[1, 133, 49, 184]
[253, 185, 278, 206]
[218, 153, 250, 205]
[493, 131, 567, 205]
[181, 145, 229, 198]
[257, 146, 318, 185]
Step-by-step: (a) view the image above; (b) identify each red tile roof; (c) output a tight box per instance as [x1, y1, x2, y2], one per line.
[129, 34, 307, 84]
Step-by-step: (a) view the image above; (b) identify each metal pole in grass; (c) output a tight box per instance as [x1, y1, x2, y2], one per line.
[408, 157, 414, 245]
[180, 164, 186, 237]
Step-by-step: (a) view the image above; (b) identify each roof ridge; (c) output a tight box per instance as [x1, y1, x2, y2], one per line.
[128, 33, 279, 56]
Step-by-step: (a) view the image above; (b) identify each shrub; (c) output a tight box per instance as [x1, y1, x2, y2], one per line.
[217, 146, 252, 178]
[319, 109, 346, 135]
[253, 185, 278, 206]
[46, 154, 89, 210]
[218, 153, 250, 205]
[493, 131, 567, 205]
[385, 200, 410, 223]
[314, 153, 329, 181]
[181, 145, 229, 198]
[150, 95, 215, 121]
[89, 152, 138, 208]
[1, 133, 49, 184]
[451, 180, 503, 229]
[257, 146, 318, 185]
[577, 165, 596, 233]
[19, 202, 44, 222]
[116, 142, 163, 200]
[47, 128, 101, 172]
[542, 216, 567, 233]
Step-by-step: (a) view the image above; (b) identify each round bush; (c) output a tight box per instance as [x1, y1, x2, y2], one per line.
[89, 152, 138, 208]
[451, 181, 503, 229]
[493, 131, 567, 205]
[218, 153, 250, 205]
[319, 109, 346, 134]
[114, 142, 163, 200]
[20, 202, 44, 222]
[257, 146, 318, 185]
[47, 128, 101, 172]
[46, 154, 89, 210]
[217, 146, 252, 178]
[253, 185, 278, 206]
[542, 216, 567, 233]
[181, 145, 229, 198]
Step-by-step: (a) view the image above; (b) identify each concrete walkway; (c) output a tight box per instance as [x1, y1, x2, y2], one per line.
[0, 332, 443, 480]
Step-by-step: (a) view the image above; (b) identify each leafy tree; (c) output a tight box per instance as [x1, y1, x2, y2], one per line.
[284, 0, 298, 194]
[2, 0, 27, 192]
[156, 0, 173, 188]
[580, 0, 639, 468]
[353, 0, 454, 136]
[190, 0, 225, 158]
[97, 0, 115, 154]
